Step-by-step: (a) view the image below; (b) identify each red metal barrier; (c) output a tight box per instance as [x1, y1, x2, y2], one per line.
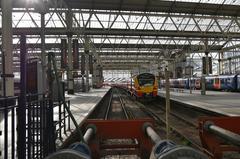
[82, 119, 154, 159]
[199, 117, 240, 159]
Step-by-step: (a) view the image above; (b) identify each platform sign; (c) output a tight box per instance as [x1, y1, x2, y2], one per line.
[202, 57, 212, 75]
[26, 59, 43, 94]
[202, 57, 206, 75]
[72, 39, 79, 70]
[176, 67, 183, 78]
[185, 66, 193, 77]
[89, 55, 93, 74]
[209, 57, 212, 74]
[81, 54, 85, 75]
[61, 39, 67, 69]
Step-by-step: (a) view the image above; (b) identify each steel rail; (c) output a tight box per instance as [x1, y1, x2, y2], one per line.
[116, 89, 129, 119]
[104, 88, 113, 120]
[139, 103, 203, 151]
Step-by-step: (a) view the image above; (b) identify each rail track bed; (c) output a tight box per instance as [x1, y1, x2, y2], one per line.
[63, 87, 237, 158]
[85, 87, 149, 158]
[138, 96, 225, 150]
[87, 87, 223, 151]
[89, 87, 148, 120]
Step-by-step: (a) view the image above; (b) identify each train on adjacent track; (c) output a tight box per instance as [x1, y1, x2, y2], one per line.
[160, 74, 240, 91]
[130, 73, 158, 98]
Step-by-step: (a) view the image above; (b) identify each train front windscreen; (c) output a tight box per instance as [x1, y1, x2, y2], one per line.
[137, 73, 155, 86]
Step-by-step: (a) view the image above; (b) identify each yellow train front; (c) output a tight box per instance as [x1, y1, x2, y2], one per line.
[132, 73, 158, 98]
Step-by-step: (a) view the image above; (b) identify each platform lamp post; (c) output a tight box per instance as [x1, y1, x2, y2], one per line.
[189, 55, 193, 94]
[1, 0, 14, 158]
[66, 10, 74, 94]
[163, 49, 171, 140]
[84, 36, 90, 92]
[228, 57, 232, 74]
[165, 61, 170, 139]
[218, 50, 223, 75]
[201, 40, 209, 95]
[34, 0, 49, 95]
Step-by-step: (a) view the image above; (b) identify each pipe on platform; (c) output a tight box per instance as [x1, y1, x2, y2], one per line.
[204, 121, 240, 147]
[143, 122, 207, 159]
[143, 123, 161, 144]
[45, 124, 96, 159]
[84, 124, 97, 144]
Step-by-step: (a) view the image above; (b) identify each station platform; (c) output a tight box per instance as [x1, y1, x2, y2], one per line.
[158, 89, 240, 116]
[66, 87, 109, 127]
[54, 87, 110, 144]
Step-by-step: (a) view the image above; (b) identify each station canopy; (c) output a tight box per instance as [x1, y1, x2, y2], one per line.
[0, 0, 240, 71]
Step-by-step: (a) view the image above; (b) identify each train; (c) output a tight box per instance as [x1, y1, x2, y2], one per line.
[160, 74, 240, 91]
[131, 73, 158, 98]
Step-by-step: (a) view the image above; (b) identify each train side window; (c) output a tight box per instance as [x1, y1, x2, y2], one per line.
[227, 78, 231, 84]
[221, 79, 224, 84]
[210, 79, 214, 84]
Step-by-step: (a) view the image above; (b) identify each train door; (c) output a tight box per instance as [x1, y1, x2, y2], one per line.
[225, 77, 233, 90]
[206, 77, 214, 90]
[195, 78, 201, 89]
[220, 78, 226, 90]
[237, 75, 240, 91]
[213, 77, 220, 90]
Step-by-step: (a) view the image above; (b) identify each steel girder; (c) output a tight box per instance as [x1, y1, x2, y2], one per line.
[5, 0, 240, 17]
[7, 43, 222, 51]
[3, 28, 240, 39]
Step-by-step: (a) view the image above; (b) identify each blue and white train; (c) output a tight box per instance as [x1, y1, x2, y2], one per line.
[160, 74, 240, 91]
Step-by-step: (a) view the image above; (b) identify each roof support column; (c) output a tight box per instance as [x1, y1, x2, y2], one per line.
[41, 13, 46, 94]
[228, 57, 232, 74]
[0, 1, 13, 157]
[218, 50, 223, 75]
[67, 34, 74, 94]
[201, 40, 209, 95]
[163, 50, 171, 140]
[66, 10, 74, 94]
[1, 0, 13, 97]
[165, 60, 170, 140]
[83, 36, 90, 92]
[172, 59, 176, 78]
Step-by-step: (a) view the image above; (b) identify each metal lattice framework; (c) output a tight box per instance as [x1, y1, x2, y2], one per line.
[0, 0, 240, 74]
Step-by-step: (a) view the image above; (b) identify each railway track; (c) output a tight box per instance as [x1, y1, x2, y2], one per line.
[89, 87, 147, 120]
[64, 87, 227, 158]
[62, 88, 238, 158]
[90, 87, 147, 158]
[105, 88, 129, 119]
[96, 87, 221, 151]
[137, 97, 224, 151]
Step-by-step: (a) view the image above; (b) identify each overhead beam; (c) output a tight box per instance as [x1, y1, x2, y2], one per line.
[222, 44, 240, 51]
[6, 42, 223, 51]
[9, 0, 240, 17]
[2, 28, 240, 38]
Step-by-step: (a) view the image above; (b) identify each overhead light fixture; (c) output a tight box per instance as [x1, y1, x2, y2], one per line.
[33, 0, 49, 13]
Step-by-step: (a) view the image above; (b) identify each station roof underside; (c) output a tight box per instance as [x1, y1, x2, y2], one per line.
[8, 0, 240, 17]
[0, 0, 240, 70]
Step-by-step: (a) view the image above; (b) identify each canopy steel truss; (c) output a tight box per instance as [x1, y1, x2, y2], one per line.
[0, 0, 240, 71]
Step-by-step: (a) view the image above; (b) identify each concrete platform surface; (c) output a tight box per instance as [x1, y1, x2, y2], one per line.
[53, 87, 110, 146]
[158, 89, 240, 116]
[63, 87, 110, 129]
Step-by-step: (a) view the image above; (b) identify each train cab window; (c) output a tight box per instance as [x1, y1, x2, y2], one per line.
[137, 73, 155, 86]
